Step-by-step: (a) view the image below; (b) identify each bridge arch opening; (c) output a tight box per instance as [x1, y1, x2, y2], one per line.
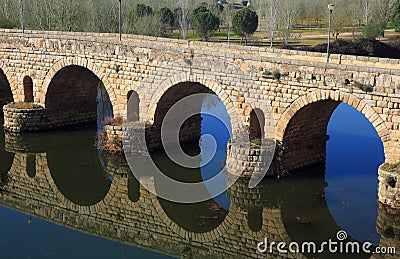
[281, 97, 385, 173]
[282, 99, 340, 171]
[45, 65, 113, 129]
[249, 108, 265, 140]
[0, 69, 14, 122]
[23, 76, 34, 102]
[281, 94, 385, 245]
[127, 90, 139, 122]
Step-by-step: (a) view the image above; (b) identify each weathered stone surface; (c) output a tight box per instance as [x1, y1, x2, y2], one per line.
[0, 29, 399, 167]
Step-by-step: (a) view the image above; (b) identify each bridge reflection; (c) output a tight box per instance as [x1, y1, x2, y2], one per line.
[0, 130, 398, 258]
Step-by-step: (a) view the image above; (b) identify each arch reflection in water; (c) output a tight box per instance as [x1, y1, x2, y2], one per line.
[46, 129, 112, 206]
[0, 129, 399, 258]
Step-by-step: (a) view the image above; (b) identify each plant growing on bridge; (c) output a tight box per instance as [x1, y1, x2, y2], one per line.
[353, 81, 373, 93]
[232, 7, 258, 45]
[381, 162, 400, 172]
[272, 70, 281, 81]
[192, 6, 220, 41]
[386, 175, 397, 188]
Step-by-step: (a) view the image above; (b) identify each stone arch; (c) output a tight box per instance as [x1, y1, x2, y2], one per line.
[145, 72, 245, 134]
[276, 90, 391, 165]
[127, 90, 140, 122]
[43, 62, 114, 127]
[249, 108, 265, 140]
[40, 57, 115, 107]
[0, 62, 17, 103]
[0, 67, 14, 112]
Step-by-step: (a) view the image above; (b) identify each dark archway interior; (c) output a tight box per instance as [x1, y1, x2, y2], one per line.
[128, 171, 140, 202]
[127, 90, 140, 122]
[149, 82, 210, 151]
[249, 108, 265, 140]
[282, 100, 340, 172]
[23, 76, 34, 102]
[248, 207, 263, 232]
[45, 65, 101, 127]
[0, 69, 13, 123]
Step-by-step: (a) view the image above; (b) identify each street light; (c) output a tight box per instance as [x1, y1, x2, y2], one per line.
[326, 4, 335, 64]
[20, 0, 24, 33]
[119, 0, 122, 41]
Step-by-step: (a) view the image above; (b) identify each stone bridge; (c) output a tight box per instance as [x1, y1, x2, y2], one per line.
[0, 135, 398, 258]
[0, 29, 399, 173]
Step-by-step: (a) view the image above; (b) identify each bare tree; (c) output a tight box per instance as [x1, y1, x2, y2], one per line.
[266, 0, 280, 48]
[177, 0, 189, 39]
[277, 0, 299, 47]
[364, 0, 370, 25]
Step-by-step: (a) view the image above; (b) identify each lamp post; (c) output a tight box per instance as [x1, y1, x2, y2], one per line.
[118, 0, 122, 41]
[326, 4, 335, 64]
[20, 0, 24, 33]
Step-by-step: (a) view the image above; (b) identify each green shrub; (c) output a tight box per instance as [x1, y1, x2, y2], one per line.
[272, 70, 281, 81]
[353, 81, 373, 93]
[386, 176, 397, 188]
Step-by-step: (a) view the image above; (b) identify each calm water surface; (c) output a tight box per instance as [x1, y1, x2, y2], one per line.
[0, 102, 388, 258]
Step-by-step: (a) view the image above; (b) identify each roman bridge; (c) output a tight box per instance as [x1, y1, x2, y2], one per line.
[0, 29, 399, 172]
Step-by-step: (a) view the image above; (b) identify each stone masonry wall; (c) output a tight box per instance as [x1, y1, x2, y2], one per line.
[378, 165, 400, 208]
[0, 29, 399, 166]
[3, 104, 95, 132]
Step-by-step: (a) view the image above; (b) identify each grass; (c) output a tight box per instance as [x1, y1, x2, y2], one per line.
[7, 102, 43, 109]
[165, 25, 400, 52]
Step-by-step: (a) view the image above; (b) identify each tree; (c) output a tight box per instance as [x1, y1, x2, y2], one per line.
[277, 0, 299, 47]
[363, 20, 386, 38]
[193, 5, 208, 17]
[177, 0, 190, 39]
[0, 13, 13, 29]
[232, 7, 258, 44]
[157, 7, 174, 35]
[266, 0, 280, 48]
[192, 9, 219, 41]
[391, 1, 400, 31]
[369, 0, 398, 36]
[135, 3, 153, 17]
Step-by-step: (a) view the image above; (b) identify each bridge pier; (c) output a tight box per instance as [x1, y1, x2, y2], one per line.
[374, 202, 400, 258]
[378, 164, 400, 209]
[3, 103, 97, 132]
